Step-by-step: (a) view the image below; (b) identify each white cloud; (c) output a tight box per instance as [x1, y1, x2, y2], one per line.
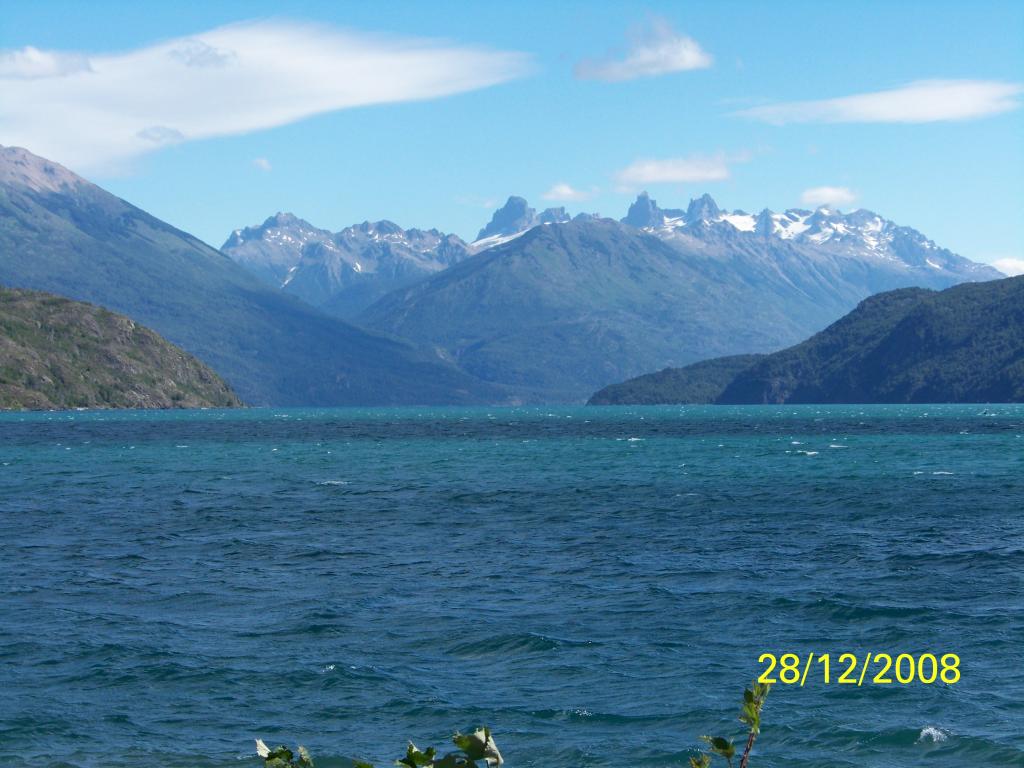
[575, 17, 711, 82]
[0, 20, 530, 171]
[737, 80, 1023, 124]
[0, 46, 91, 79]
[991, 258, 1024, 277]
[615, 153, 733, 187]
[542, 182, 595, 202]
[252, 157, 272, 172]
[800, 186, 857, 208]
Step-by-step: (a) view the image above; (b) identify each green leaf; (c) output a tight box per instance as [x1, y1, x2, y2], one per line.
[398, 742, 437, 768]
[267, 747, 294, 763]
[688, 755, 712, 768]
[353, 762, 375, 768]
[452, 727, 500, 764]
[452, 731, 480, 758]
[298, 745, 314, 767]
[700, 736, 735, 760]
[740, 700, 761, 731]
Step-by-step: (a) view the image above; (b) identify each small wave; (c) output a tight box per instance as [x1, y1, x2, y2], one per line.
[314, 480, 349, 486]
[917, 726, 949, 743]
[447, 632, 586, 658]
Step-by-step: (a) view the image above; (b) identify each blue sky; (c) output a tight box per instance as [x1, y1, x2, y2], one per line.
[2, 0, 1022, 272]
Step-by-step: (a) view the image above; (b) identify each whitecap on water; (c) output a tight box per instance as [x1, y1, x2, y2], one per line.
[917, 726, 949, 743]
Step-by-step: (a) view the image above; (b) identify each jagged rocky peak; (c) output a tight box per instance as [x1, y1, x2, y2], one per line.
[477, 196, 536, 240]
[538, 206, 570, 224]
[685, 193, 721, 223]
[622, 192, 688, 228]
[475, 197, 570, 242]
[223, 211, 324, 250]
[355, 219, 403, 235]
[263, 211, 303, 228]
[622, 191, 661, 228]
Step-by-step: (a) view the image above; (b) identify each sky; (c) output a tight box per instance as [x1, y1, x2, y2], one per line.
[2, 0, 1023, 273]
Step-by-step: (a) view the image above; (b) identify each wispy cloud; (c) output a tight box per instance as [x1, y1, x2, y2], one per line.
[252, 157, 272, 172]
[737, 80, 1023, 124]
[614, 153, 736, 188]
[800, 186, 857, 208]
[0, 20, 530, 171]
[542, 182, 595, 202]
[575, 17, 711, 82]
[991, 258, 1024, 277]
[0, 46, 91, 78]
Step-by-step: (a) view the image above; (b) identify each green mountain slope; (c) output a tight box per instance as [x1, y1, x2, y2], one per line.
[359, 219, 844, 401]
[719, 277, 1024, 403]
[0, 146, 497, 406]
[590, 276, 1024, 404]
[1, 286, 240, 410]
[587, 354, 765, 405]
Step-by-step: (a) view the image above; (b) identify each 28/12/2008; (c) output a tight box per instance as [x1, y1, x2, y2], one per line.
[757, 653, 961, 686]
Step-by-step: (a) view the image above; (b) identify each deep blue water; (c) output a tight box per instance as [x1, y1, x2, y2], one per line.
[1, 405, 1023, 768]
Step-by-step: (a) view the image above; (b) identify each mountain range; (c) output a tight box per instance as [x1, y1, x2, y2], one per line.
[0, 145, 1006, 406]
[223, 214, 473, 318]
[221, 196, 576, 318]
[0, 146, 498, 406]
[590, 276, 1024, 404]
[353, 192, 1000, 400]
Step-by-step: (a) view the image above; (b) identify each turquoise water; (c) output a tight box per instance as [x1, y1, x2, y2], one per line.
[1, 405, 1022, 767]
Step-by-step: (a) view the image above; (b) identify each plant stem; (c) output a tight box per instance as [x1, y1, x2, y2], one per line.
[738, 730, 757, 768]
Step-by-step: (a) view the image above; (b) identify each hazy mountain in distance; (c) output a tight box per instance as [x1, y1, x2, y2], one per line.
[223, 214, 473, 318]
[0, 145, 500, 406]
[358, 192, 1002, 401]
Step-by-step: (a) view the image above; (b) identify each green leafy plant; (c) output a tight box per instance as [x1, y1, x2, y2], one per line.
[255, 740, 314, 768]
[256, 727, 502, 768]
[690, 681, 771, 768]
[255, 685, 768, 768]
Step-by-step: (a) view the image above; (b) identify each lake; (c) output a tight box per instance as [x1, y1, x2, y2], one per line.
[2, 405, 1022, 767]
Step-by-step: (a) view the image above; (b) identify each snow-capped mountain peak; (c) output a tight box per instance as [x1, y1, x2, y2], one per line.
[471, 196, 571, 249]
[615, 193, 998, 280]
[221, 214, 472, 317]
